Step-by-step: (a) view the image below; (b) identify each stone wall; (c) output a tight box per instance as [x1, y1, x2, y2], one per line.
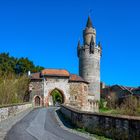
[0, 103, 32, 122]
[60, 105, 140, 140]
[29, 80, 44, 104]
[44, 77, 70, 106]
[69, 82, 88, 111]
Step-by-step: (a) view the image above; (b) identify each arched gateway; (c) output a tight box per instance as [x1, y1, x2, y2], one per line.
[34, 96, 41, 106]
[47, 88, 65, 106]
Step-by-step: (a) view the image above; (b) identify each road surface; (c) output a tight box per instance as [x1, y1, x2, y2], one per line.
[5, 107, 89, 140]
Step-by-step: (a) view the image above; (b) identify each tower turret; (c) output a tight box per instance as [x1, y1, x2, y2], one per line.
[78, 16, 102, 101]
[83, 16, 96, 46]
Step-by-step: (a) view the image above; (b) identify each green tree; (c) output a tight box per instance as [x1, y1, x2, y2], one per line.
[0, 53, 17, 75]
[0, 52, 44, 75]
[0, 52, 44, 105]
[16, 57, 35, 74]
[51, 89, 63, 104]
[32, 65, 44, 73]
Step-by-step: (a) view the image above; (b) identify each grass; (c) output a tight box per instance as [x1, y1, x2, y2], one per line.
[99, 108, 140, 116]
[75, 128, 112, 140]
[99, 108, 117, 114]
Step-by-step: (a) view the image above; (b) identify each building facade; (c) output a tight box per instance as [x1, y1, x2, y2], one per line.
[29, 17, 101, 112]
[101, 84, 140, 101]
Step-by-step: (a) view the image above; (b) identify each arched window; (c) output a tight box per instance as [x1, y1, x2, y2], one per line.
[34, 96, 41, 106]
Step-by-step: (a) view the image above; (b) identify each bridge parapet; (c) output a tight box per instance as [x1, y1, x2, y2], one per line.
[0, 103, 32, 122]
[60, 105, 140, 140]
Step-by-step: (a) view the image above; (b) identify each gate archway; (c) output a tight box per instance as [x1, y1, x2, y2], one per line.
[34, 96, 41, 106]
[47, 88, 65, 106]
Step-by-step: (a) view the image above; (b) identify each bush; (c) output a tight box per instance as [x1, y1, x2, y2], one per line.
[99, 98, 107, 109]
[106, 93, 118, 109]
[101, 95, 140, 116]
[0, 74, 29, 105]
[51, 89, 63, 104]
[117, 96, 140, 116]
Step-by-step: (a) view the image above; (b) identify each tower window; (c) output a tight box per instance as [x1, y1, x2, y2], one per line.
[84, 86, 87, 91]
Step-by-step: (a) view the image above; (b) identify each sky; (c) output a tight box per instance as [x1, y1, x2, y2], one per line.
[0, 0, 140, 87]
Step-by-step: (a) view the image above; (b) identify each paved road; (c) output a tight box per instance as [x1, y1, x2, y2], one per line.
[5, 107, 89, 140]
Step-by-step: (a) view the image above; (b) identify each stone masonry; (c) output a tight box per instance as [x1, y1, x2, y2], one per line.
[78, 16, 102, 101]
[61, 105, 140, 140]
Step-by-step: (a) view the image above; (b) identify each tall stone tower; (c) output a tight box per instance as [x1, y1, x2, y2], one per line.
[77, 16, 102, 101]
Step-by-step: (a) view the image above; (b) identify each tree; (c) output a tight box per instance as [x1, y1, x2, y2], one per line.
[0, 53, 17, 75]
[32, 66, 44, 73]
[0, 52, 44, 76]
[51, 89, 63, 104]
[0, 52, 44, 105]
[15, 57, 35, 74]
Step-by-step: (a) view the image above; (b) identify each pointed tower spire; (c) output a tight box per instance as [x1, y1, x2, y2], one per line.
[86, 16, 93, 28]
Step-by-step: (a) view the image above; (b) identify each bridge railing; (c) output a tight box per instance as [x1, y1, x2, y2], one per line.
[60, 105, 140, 140]
[0, 102, 32, 122]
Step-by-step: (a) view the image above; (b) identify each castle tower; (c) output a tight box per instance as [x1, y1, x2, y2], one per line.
[77, 16, 102, 101]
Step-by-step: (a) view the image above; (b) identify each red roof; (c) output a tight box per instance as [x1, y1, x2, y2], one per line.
[41, 69, 70, 77]
[31, 72, 42, 80]
[30, 69, 88, 84]
[69, 74, 88, 83]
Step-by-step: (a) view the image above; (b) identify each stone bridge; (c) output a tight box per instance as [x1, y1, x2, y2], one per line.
[1, 103, 140, 140]
[0, 103, 95, 140]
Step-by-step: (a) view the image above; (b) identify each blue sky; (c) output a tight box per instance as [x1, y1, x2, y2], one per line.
[0, 0, 140, 87]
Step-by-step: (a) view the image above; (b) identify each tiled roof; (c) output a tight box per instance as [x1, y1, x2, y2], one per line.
[132, 87, 140, 91]
[30, 72, 42, 80]
[41, 69, 70, 77]
[69, 74, 88, 83]
[119, 85, 137, 94]
[30, 70, 88, 84]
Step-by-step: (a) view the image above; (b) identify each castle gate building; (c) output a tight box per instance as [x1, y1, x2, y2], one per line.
[29, 17, 102, 112]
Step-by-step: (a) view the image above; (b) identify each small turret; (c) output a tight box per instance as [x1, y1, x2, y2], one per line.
[83, 16, 96, 46]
